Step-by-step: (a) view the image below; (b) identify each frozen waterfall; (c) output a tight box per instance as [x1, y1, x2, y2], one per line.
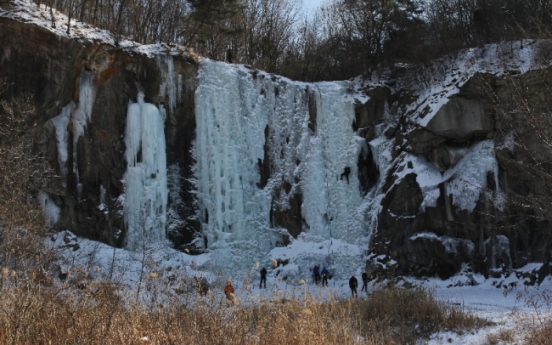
[194, 61, 371, 271]
[123, 93, 168, 250]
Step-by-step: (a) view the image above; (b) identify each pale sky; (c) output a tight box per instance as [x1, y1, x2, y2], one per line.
[301, 0, 326, 13]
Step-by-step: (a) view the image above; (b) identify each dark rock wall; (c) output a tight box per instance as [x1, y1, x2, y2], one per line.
[0, 18, 199, 247]
[368, 69, 552, 280]
[2, 17, 552, 279]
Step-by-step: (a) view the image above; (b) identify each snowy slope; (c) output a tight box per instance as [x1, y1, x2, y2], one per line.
[377, 40, 552, 128]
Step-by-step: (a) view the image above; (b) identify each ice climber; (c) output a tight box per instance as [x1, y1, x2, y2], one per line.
[340, 166, 351, 184]
[321, 267, 329, 287]
[313, 265, 321, 285]
[224, 279, 236, 306]
[349, 276, 358, 297]
[260, 267, 267, 288]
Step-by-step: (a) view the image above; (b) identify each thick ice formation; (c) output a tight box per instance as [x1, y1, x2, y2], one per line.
[48, 72, 95, 193]
[123, 93, 168, 250]
[195, 61, 370, 272]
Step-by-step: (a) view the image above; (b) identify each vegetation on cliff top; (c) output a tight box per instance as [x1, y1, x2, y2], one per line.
[21, 0, 552, 81]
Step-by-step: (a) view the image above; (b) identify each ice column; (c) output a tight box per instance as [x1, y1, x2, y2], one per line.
[124, 93, 168, 250]
[300, 82, 365, 242]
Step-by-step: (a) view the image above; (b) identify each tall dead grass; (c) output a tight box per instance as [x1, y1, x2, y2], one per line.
[0, 276, 489, 345]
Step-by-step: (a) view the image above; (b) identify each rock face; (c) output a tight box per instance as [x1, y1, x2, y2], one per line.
[2, 10, 552, 280]
[426, 96, 491, 140]
[0, 17, 199, 247]
[368, 67, 552, 280]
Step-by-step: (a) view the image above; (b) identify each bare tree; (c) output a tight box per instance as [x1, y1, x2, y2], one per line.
[0, 82, 59, 281]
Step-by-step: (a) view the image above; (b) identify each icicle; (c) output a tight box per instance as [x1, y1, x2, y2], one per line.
[177, 74, 183, 102]
[72, 72, 96, 200]
[50, 103, 73, 186]
[157, 55, 176, 113]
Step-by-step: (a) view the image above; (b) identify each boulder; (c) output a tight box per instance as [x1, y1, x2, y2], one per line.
[426, 96, 493, 140]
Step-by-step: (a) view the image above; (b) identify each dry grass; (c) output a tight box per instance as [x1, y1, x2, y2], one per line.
[525, 321, 552, 345]
[487, 328, 516, 345]
[360, 287, 491, 344]
[0, 275, 491, 345]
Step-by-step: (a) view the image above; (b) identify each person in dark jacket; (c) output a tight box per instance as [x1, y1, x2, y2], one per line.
[313, 265, 321, 285]
[260, 267, 267, 288]
[226, 48, 233, 63]
[349, 276, 358, 297]
[200, 276, 209, 295]
[321, 267, 329, 287]
[361, 272, 368, 292]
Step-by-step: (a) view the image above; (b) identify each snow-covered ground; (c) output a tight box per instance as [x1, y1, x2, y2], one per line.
[52, 230, 552, 344]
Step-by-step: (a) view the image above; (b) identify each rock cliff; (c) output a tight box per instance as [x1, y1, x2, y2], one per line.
[0, 14, 199, 248]
[2, 1, 552, 279]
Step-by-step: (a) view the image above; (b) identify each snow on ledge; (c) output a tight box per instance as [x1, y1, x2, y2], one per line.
[384, 40, 552, 128]
[0, 0, 197, 59]
[410, 232, 475, 255]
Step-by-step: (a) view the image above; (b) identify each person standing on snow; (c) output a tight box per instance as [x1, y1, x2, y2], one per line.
[361, 271, 369, 292]
[313, 265, 321, 285]
[224, 279, 236, 306]
[349, 276, 358, 297]
[226, 48, 233, 63]
[321, 267, 329, 287]
[260, 267, 267, 288]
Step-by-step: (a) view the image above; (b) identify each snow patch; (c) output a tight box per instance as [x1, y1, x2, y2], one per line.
[410, 232, 475, 255]
[0, 0, 195, 60]
[38, 193, 60, 227]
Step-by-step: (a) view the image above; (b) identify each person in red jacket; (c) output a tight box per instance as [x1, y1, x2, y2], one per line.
[224, 279, 235, 306]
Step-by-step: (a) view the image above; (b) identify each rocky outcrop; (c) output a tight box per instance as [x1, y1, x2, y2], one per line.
[367, 65, 552, 280]
[0, 17, 199, 247]
[426, 97, 492, 140]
